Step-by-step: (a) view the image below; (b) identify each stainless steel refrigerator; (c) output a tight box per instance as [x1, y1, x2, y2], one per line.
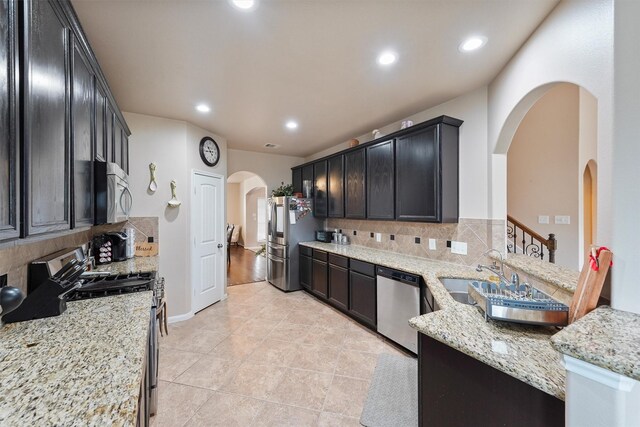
[267, 197, 320, 291]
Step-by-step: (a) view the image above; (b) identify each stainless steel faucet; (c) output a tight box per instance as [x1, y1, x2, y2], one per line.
[476, 249, 519, 287]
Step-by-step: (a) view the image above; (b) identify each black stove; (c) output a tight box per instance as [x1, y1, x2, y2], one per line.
[67, 271, 157, 301]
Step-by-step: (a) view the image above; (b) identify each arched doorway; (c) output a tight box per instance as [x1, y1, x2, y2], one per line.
[226, 171, 268, 285]
[499, 83, 598, 270]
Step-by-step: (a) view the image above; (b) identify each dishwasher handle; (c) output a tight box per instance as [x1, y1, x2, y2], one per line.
[376, 267, 420, 286]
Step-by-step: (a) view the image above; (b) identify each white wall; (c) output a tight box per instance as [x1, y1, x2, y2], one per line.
[488, 0, 613, 239]
[507, 83, 580, 269]
[125, 112, 227, 318]
[227, 149, 304, 194]
[305, 87, 490, 219]
[612, 0, 640, 314]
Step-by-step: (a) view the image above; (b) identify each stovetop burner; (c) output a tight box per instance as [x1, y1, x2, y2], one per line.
[67, 271, 157, 301]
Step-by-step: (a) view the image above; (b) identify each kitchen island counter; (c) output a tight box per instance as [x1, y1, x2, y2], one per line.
[0, 291, 153, 426]
[300, 241, 566, 400]
[93, 255, 159, 275]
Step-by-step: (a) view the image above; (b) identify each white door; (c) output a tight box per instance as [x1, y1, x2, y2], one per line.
[191, 171, 224, 313]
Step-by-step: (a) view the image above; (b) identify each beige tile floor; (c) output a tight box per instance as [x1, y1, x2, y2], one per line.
[151, 281, 413, 427]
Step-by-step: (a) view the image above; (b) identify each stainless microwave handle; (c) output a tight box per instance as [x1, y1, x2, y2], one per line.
[120, 186, 133, 217]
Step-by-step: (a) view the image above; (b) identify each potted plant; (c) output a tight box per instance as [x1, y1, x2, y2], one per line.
[272, 182, 293, 197]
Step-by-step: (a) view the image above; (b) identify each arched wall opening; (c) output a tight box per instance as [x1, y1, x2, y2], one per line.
[497, 82, 599, 271]
[227, 171, 268, 249]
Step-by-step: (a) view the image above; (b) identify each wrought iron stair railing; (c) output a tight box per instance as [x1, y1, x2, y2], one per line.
[506, 215, 557, 263]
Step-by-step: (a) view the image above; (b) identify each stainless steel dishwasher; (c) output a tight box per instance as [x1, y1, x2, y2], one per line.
[376, 266, 421, 353]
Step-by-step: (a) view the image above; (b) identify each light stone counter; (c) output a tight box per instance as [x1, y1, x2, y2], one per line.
[497, 253, 579, 294]
[93, 256, 159, 275]
[301, 242, 566, 400]
[0, 291, 153, 426]
[551, 307, 640, 382]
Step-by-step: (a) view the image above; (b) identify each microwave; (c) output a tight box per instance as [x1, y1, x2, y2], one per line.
[95, 162, 132, 224]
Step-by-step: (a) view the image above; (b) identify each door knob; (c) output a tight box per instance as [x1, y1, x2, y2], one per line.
[217, 244, 223, 248]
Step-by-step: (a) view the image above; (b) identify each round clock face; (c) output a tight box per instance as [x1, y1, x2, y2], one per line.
[199, 137, 220, 167]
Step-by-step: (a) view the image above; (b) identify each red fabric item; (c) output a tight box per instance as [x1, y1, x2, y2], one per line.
[589, 246, 613, 271]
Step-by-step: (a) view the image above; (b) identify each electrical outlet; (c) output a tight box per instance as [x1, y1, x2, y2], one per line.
[451, 241, 468, 255]
[555, 215, 571, 225]
[428, 238, 437, 250]
[538, 215, 549, 224]
[375, 233, 382, 242]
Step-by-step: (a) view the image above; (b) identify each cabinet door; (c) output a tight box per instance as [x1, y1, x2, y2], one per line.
[345, 148, 366, 218]
[113, 116, 123, 168]
[23, 0, 71, 235]
[292, 168, 302, 195]
[105, 104, 113, 162]
[312, 259, 328, 298]
[0, 0, 19, 241]
[71, 39, 94, 228]
[122, 133, 129, 174]
[313, 161, 328, 218]
[327, 155, 344, 217]
[367, 140, 394, 220]
[349, 271, 376, 327]
[328, 264, 349, 311]
[396, 126, 440, 222]
[302, 164, 314, 196]
[299, 254, 312, 290]
[94, 82, 106, 161]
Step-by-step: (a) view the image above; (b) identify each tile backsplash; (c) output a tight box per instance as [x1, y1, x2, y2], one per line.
[326, 218, 506, 267]
[0, 217, 159, 294]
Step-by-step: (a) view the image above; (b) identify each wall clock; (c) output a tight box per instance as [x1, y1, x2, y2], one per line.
[199, 136, 220, 167]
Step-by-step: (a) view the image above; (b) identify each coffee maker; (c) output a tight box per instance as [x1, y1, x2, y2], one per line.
[106, 232, 128, 262]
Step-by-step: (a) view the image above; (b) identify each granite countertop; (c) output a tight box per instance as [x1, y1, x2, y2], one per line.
[93, 256, 159, 275]
[0, 292, 153, 426]
[551, 307, 640, 382]
[301, 242, 566, 400]
[497, 252, 579, 294]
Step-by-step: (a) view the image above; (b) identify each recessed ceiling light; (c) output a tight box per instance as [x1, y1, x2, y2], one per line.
[195, 104, 211, 113]
[285, 120, 298, 130]
[377, 51, 397, 66]
[230, 0, 256, 11]
[459, 36, 487, 52]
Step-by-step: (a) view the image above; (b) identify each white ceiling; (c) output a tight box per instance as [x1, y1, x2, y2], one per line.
[72, 0, 558, 157]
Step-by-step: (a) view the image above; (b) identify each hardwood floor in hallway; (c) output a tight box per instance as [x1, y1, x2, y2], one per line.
[227, 245, 267, 286]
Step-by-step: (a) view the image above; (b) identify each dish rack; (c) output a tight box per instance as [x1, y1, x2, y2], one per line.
[467, 281, 568, 326]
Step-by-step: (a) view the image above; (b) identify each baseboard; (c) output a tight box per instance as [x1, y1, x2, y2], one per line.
[168, 312, 194, 324]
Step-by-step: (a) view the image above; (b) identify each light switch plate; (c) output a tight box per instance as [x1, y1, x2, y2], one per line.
[451, 241, 467, 255]
[375, 233, 382, 242]
[538, 215, 550, 224]
[428, 238, 437, 250]
[555, 215, 571, 225]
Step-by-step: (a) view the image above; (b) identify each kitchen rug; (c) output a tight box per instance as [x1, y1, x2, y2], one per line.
[360, 353, 418, 427]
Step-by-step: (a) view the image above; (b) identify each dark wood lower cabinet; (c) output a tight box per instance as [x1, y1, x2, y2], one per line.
[419, 334, 564, 427]
[312, 259, 328, 298]
[299, 254, 312, 290]
[328, 264, 349, 311]
[349, 270, 376, 327]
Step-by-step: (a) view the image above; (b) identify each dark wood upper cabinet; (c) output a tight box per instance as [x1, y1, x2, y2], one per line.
[314, 160, 328, 218]
[0, 0, 19, 241]
[71, 38, 94, 228]
[94, 82, 106, 161]
[367, 139, 395, 220]
[292, 167, 302, 194]
[327, 155, 344, 218]
[113, 116, 123, 168]
[396, 123, 460, 222]
[23, 0, 71, 236]
[344, 148, 366, 219]
[302, 164, 313, 197]
[122, 133, 129, 174]
[105, 104, 113, 163]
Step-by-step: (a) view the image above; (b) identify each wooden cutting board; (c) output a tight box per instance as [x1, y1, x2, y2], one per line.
[569, 248, 612, 324]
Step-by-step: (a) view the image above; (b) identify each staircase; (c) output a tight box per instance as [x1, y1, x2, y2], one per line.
[506, 215, 557, 263]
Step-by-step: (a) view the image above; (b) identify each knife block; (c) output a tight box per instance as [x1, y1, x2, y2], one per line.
[2, 278, 68, 324]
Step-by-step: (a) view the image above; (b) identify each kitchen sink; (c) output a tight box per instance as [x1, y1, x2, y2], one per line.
[438, 277, 475, 305]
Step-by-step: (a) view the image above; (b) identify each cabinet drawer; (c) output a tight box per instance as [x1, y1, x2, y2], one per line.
[350, 259, 375, 277]
[313, 249, 328, 262]
[328, 253, 349, 269]
[300, 245, 313, 257]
